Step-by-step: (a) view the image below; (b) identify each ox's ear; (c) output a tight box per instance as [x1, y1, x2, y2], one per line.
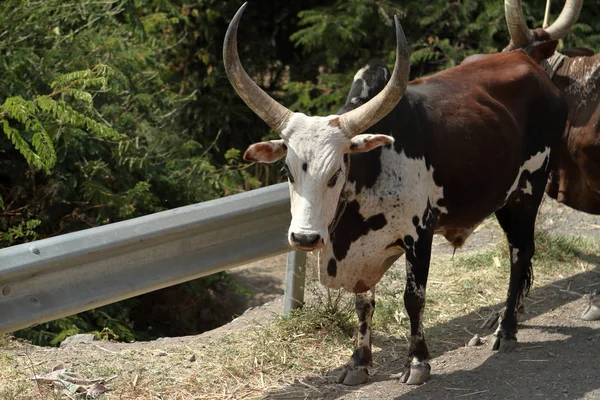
[243, 139, 287, 163]
[349, 134, 395, 153]
[525, 40, 559, 64]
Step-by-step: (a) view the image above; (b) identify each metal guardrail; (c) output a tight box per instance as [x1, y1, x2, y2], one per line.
[0, 183, 307, 334]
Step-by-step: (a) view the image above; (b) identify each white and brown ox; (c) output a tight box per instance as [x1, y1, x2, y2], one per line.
[224, 3, 567, 385]
[465, 0, 600, 321]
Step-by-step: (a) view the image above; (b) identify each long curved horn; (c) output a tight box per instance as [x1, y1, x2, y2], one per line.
[339, 15, 410, 138]
[543, 0, 552, 29]
[505, 0, 534, 47]
[223, 3, 293, 133]
[545, 0, 583, 39]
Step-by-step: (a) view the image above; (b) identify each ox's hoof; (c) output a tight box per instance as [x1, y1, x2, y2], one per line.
[492, 337, 517, 352]
[581, 304, 600, 321]
[581, 292, 600, 321]
[337, 366, 369, 386]
[395, 360, 431, 385]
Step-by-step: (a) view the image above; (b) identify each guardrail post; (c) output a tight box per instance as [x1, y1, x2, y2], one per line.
[283, 250, 307, 316]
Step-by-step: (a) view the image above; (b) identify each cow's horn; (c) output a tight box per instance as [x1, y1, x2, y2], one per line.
[223, 3, 293, 133]
[339, 15, 410, 138]
[545, 0, 583, 40]
[543, 0, 552, 29]
[505, 0, 534, 47]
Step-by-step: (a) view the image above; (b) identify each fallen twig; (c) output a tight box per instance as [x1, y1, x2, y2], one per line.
[93, 343, 120, 354]
[298, 379, 319, 392]
[473, 309, 486, 321]
[463, 327, 476, 336]
[24, 345, 44, 398]
[504, 380, 517, 392]
[456, 389, 489, 398]
[481, 309, 500, 329]
[559, 288, 584, 297]
[516, 345, 543, 351]
[21, 360, 46, 370]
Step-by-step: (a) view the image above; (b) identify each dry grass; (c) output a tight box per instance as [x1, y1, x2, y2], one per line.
[1, 230, 598, 400]
[189, 309, 355, 398]
[0, 337, 62, 400]
[0, 334, 12, 348]
[375, 229, 600, 347]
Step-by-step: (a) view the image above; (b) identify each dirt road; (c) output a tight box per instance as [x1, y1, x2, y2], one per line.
[220, 196, 600, 399]
[263, 270, 600, 399]
[2, 195, 600, 400]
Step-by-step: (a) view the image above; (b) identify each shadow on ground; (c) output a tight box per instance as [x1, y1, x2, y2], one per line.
[263, 254, 600, 399]
[388, 323, 599, 400]
[228, 254, 287, 310]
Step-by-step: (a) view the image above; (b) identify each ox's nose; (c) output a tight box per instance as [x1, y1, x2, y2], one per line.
[290, 232, 322, 250]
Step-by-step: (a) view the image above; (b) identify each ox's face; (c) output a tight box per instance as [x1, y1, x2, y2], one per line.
[224, 3, 409, 251]
[244, 113, 393, 251]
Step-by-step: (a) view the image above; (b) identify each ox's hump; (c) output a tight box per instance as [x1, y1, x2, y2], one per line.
[346, 60, 390, 106]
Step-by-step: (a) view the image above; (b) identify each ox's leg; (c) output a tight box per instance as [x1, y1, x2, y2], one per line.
[337, 289, 375, 385]
[397, 227, 434, 385]
[493, 193, 541, 352]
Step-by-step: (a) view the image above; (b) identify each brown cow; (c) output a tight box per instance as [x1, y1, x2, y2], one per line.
[464, 0, 600, 321]
[505, 0, 600, 321]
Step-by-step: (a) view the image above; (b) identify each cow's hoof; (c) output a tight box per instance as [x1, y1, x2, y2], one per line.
[396, 361, 431, 385]
[337, 366, 369, 386]
[581, 293, 600, 321]
[581, 304, 600, 321]
[492, 337, 517, 352]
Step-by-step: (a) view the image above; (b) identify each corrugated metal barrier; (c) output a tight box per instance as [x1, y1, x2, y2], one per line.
[0, 183, 307, 334]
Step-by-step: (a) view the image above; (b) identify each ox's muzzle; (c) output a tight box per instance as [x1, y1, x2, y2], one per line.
[289, 232, 324, 251]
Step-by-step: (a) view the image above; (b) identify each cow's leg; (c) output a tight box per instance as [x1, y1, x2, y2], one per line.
[337, 289, 375, 385]
[482, 293, 526, 330]
[397, 227, 434, 385]
[492, 178, 545, 352]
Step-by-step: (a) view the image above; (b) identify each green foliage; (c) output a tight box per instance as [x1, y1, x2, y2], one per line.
[290, 0, 599, 79]
[533, 230, 599, 268]
[1, 118, 45, 171]
[0, 0, 260, 345]
[0, 219, 41, 245]
[0, 0, 258, 247]
[16, 304, 139, 347]
[0, 64, 119, 176]
[291, 1, 395, 67]
[283, 72, 349, 116]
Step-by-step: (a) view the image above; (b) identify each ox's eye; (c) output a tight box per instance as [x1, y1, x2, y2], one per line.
[327, 168, 342, 188]
[282, 164, 295, 183]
